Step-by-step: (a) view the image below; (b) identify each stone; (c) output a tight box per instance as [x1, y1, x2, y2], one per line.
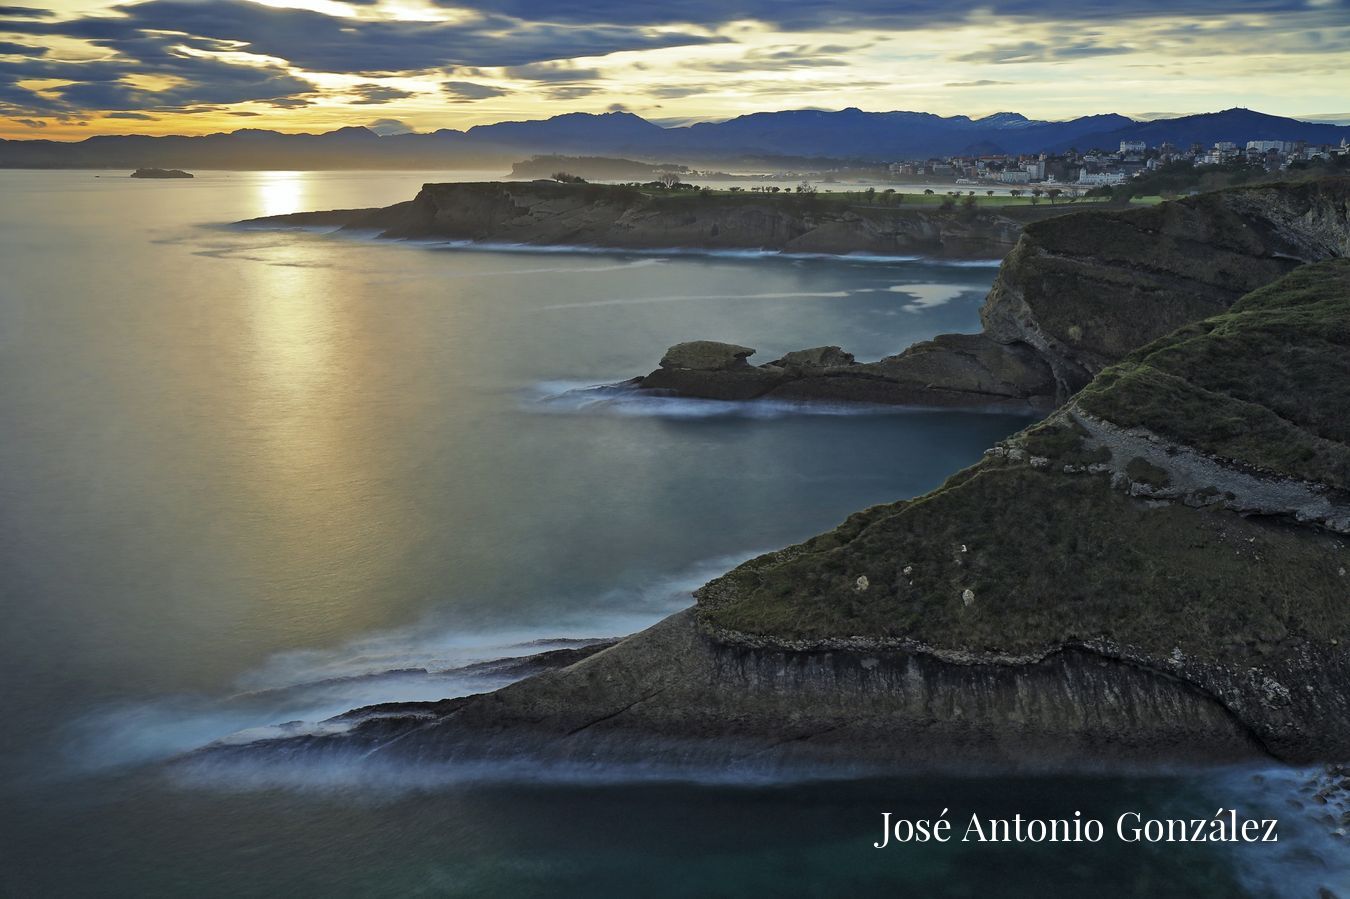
[658, 340, 756, 372]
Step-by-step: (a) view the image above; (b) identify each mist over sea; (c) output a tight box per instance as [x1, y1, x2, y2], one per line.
[0, 170, 1338, 896]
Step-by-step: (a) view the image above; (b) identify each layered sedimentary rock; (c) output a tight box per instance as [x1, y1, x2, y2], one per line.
[242, 180, 1055, 259]
[194, 259, 1350, 772]
[634, 177, 1350, 409]
[639, 337, 1056, 410]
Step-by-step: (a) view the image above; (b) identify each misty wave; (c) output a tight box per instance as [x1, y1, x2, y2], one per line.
[527, 380, 956, 420]
[60, 552, 756, 774]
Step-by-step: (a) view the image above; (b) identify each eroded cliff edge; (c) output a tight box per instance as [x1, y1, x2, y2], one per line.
[191, 259, 1350, 774]
[240, 179, 1064, 259]
[634, 178, 1350, 410]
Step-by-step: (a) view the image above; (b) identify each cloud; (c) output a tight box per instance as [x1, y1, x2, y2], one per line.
[953, 40, 1133, 64]
[11, 116, 45, 127]
[347, 82, 415, 104]
[0, 40, 43, 54]
[422, 0, 1341, 30]
[442, 80, 510, 101]
[0, 28, 315, 114]
[4, 0, 719, 75]
[545, 84, 598, 100]
[105, 111, 156, 119]
[0, 5, 53, 17]
[367, 117, 413, 134]
[502, 62, 602, 82]
[945, 79, 1015, 87]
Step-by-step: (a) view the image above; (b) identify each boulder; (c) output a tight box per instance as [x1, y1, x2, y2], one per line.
[770, 346, 856, 371]
[658, 340, 756, 371]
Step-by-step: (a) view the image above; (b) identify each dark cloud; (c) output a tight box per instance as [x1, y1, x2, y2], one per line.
[691, 44, 854, 72]
[0, 28, 314, 114]
[545, 84, 598, 100]
[229, 110, 260, 116]
[347, 82, 415, 104]
[4, 0, 719, 75]
[0, 40, 43, 54]
[0, 5, 53, 17]
[11, 116, 44, 126]
[502, 62, 602, 82]
[946, 79, 1015, 86]
[442, 80, 510, 101]
[105, 110, 156, 119]
[953, 40, 1133, 64]
[266, 97, 312, 109]
[422, 0, 1344, 30]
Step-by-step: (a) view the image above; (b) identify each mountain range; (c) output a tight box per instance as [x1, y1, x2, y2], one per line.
[3, 107, 1347, 171]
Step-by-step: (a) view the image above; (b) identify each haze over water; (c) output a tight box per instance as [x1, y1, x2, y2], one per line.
[0, 170, 1336, 896]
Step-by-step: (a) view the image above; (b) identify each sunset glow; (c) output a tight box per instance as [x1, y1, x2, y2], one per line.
[3, 0, 1348, 139]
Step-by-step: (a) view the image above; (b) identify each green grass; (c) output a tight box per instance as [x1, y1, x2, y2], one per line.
[697, 260, 1350, 656]
[1077, 258, 1350, 487]
[700, 464, 1348, 658]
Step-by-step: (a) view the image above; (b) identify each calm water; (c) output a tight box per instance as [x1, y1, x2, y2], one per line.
[0, 170, 1342, 897]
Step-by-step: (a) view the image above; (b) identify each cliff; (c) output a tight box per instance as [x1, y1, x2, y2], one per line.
[242, 180, 1062, 259]
[635, 178, 1350, 409]
[191, 259, 1350, 773]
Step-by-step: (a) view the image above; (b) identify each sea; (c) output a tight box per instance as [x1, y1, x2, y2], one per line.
[0, 169, 1343, 897]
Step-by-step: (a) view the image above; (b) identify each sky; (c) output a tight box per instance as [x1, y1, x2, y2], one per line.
[1, 0, 1348, 139]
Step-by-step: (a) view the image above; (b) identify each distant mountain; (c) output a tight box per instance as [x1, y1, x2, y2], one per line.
[2, 107, 1346, 170]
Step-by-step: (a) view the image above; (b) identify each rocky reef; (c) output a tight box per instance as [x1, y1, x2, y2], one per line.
[635, 177, 1350, 410]
[638, 338, 1056, 411]
[130, 168, 193, 179]
[240, 179, 1064, 259]
[190, 256, 1350, 774]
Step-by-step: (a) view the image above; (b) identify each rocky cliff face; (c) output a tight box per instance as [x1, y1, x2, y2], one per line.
[979, 177, 1350, 399]
[244, 180, 1048, 259]
[634, 178, 1350, 404]
[192, 259, 1350, 772]
[634, 178, 1350, 410]
[696, 259, 1350, 763]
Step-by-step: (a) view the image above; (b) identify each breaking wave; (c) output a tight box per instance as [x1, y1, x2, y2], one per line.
[60, 552, 757, 773]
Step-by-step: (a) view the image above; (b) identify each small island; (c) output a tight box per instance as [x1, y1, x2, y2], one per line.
[130, 168, 193, 179]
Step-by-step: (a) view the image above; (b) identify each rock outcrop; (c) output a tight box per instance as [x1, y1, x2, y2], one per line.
[191, 259, 1350, 773]
[639, 337, 1056, 410]
[979, 176, 1350, 398]
[633, 177, 1350, 410]
[130, 168, 193, 178]
[240, 180, 1061, 259]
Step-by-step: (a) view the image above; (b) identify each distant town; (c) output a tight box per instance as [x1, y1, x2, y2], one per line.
[888, 137, 1350, 190]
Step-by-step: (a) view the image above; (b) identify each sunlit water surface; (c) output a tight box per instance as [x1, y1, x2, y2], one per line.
[0, 170, 1342, 897]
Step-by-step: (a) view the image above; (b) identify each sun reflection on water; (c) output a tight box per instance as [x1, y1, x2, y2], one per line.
[254, 172, 308, 218]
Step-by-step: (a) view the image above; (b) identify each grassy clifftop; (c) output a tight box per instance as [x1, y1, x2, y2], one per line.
[698, 260, 1350, 660]
[1077, 259, 1350, 488]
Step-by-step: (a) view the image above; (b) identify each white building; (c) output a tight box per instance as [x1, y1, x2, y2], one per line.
[1246, 140, 1293, 154]
[998, 170, 1031, 183]
[1078, 171, 1126, 186]
[1119, 140, 1147, 154]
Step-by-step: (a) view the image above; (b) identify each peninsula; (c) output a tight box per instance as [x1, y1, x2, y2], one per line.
[632, 178, 1350, 409]
[240, 179, 1077, 260]
[196, 177, 1350, 775]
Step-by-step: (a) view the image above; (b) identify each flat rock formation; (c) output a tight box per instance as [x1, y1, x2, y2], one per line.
[192, 259, 1350, 773]
[130, 167, 192, 179]
[239, 180, 1064, 259]
[634, 177, 1350, 410]
[639, 337, 1056, 410]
